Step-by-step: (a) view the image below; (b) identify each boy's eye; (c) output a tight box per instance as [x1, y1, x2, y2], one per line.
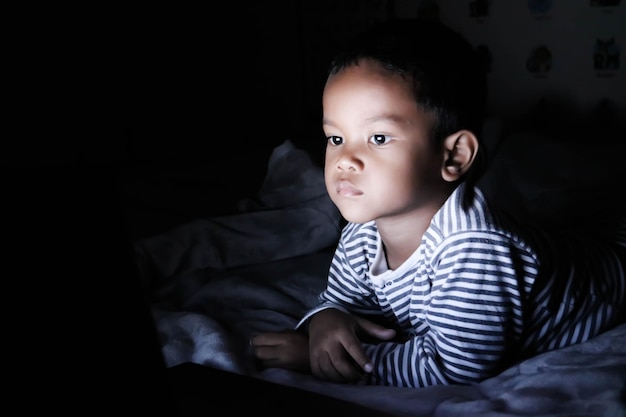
[328, 136, 343, 146]
[370, 134, 391, 145]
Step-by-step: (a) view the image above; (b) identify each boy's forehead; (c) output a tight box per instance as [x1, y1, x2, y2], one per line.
[324, 62, 413, 98]
[322, 64, 426, 126]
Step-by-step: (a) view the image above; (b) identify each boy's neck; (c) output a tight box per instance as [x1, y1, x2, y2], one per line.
[376, 200, 443, 270]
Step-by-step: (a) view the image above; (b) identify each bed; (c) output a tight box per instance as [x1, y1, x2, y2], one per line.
[122, 118, 626, 417]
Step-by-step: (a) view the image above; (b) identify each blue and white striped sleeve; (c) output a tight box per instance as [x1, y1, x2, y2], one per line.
[363, 231, 536, 387]
[296, 224, 382, 329]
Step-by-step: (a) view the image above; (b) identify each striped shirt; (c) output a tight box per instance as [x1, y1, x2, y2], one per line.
[296, 183, 625, 387]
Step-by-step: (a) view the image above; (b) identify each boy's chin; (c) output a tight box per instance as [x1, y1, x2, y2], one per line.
[339, 211, 376, 225]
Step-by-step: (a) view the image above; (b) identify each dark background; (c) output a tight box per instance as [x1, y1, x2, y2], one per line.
[5, 5, 386, 413]
[4, 2, 624, 414]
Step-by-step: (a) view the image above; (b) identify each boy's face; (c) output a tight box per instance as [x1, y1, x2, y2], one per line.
[322, 61, 448, 224]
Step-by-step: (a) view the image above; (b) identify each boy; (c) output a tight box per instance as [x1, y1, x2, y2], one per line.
[251, 19, 625, 387]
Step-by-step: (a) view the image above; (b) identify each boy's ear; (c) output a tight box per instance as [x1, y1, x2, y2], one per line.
[441, 130, 479, 182]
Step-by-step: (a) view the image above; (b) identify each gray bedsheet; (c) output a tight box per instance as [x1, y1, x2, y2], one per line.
[138, 140, 626, 417]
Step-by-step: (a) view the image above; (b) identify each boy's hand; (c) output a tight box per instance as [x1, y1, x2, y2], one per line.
[308, 308, 396, 383]
[250, 330, 311, 372]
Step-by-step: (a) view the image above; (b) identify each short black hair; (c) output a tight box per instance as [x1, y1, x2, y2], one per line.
[327, 18, 488, 177]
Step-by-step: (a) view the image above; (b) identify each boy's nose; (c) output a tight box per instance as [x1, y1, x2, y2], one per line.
[336, 148, 362, 172]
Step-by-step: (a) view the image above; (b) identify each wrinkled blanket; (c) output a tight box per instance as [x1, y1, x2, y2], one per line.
[137, 139, 626, 417]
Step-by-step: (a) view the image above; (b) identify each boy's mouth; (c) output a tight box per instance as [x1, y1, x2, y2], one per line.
[336, 180, 363, 197]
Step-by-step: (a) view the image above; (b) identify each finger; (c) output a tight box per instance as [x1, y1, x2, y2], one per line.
[250, 332, 282, 347]
[342, 338, 374, 374]
[252, 344, 280, 361]
[313, 350, 347, 383]
[331, 353, 367, 381]
[255, 357, 292, 371]
[313, 348, 364, 383]
[355, 316, 397, 340]
[254, 346, 298, 369]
